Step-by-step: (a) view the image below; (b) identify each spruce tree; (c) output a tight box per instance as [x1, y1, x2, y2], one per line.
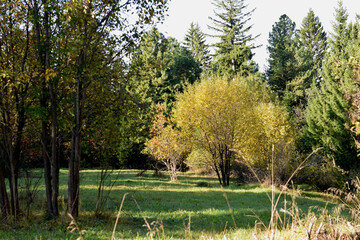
[283, 10, 327, 118]
[184, 22, 211, 70]
[266, 14, 298, 97]
[304, 3, 360, 170]
[208, 0, 258, 76]
[299, 9, 327, 80]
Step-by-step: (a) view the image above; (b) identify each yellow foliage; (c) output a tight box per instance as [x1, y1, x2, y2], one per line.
[173, 75, 296, 171]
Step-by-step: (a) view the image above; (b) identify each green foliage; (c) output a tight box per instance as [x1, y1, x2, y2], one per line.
[184, 22, 211, 70]
[304, 4, 360, 170]
[267, 12, 326, 126]
[299, 9, 328, 80]
[266, 14, 298, 97]
[208, 0, 258, 76]
[120, 28, 201, 169]
[129, 27, 201, 107]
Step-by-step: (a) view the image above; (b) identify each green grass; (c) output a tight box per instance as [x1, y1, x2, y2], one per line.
[0, 169, 341, 239]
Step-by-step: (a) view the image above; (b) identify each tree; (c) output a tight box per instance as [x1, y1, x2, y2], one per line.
[144, 104, 186, 181]
[122, 28, 201, 169]
[266, 14, 298, 97]
[184, 22, 211, 70]
[0, 0, 37, 218]
[299, 9, 328, 81]
[28, 0, 64, 218]
[129, 28, 200, 107]
[282, 9, 327, 119]
[62, 0, 169, 217]
[208, 0, 258, 76]
[348, 49, 360, 153]
[173, 76, 268, 186]
[304, 3, 360, 170]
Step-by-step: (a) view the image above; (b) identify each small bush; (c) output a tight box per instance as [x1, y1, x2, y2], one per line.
[196, 181, 211, 187]
[296, 155, 346, 191]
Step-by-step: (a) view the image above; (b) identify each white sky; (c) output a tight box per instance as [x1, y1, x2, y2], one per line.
[157, 0, 360, 72]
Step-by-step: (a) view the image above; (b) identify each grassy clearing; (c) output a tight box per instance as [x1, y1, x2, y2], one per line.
[0, 169, 343, 239]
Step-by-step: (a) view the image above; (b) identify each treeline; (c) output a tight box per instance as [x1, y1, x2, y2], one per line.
[0, 0, 168, 219]
[0, 0, 360, 220]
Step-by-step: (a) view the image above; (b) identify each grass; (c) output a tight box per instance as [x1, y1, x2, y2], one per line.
[0, 169, 344, 239]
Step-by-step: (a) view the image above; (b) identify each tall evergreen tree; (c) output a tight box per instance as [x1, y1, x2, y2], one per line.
[299, 9, 327, 80]
[184, 22, 211, 70]
[208, 0, 258, 76]
[266, 14, 297, 97]
[283, 10, 327, 118]
[304, 3, 360, 170]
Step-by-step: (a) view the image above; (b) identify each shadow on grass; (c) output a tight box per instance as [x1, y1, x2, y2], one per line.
[9, 169, 339, 239]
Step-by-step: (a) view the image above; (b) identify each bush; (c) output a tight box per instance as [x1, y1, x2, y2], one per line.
[296, 155, 346, 191]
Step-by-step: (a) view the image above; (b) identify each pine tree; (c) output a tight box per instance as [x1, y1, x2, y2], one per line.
[266, 14, 297, 97]
[208, 0, 258, 76]
[299, 9, 327, 80]
[184, 22, 211, 70]
[283, 10, 327, 117]
[304, 3, 360, 170]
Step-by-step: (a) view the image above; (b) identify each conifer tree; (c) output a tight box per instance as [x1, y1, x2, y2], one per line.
[184, 22, 211, 70]
[283, 10, 327, 117]
[299, 9, 327, 80]
[208, 0, 258, 76]
[266, 14, 297, 97]
[304, 3, 360, 170]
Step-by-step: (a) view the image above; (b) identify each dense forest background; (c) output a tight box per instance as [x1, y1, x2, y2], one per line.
[0, 0, 360, 220]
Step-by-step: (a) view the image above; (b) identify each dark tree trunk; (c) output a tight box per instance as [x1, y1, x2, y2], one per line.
[42, 120, 53, 216]
[214, 163, 222, 186]
[32, 0, 59, 218]
[68, 49, 84, 217]
[46, 3, 59, 217]
[0, 165, 10, 218]
[68, 79, 81, 217]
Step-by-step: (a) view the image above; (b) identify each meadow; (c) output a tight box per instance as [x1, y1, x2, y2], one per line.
[0, 169, 348, 239]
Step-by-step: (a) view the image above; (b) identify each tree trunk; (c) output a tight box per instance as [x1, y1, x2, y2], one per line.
[68, 67, 83, 217]
[214, 163, 222, 186]
[0, 165, 10, 218]
[42, 120, 53, 217]
[45, 0, 59, 217]
[32, 0, 59, 218]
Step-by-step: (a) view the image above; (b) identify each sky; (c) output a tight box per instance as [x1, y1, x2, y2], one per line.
[157, 0, 360, 71]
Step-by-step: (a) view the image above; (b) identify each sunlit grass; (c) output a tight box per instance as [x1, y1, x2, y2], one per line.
[0, 169, 341, 239]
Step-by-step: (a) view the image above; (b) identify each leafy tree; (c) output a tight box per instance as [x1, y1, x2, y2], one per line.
[122, 28, 200, 169]
[208, 0, 258, 76]
[172, 76, 294, 186]
[304, 3, 360, 170]
[173, 76, 259, 186]
[28, 0, 64, 218]
[0, 0, 37, 218]
[184, 22, 211, 70]
[129, 28, 200, 107]
[62, 0, 169, 217]
[144, 104, 186, 181]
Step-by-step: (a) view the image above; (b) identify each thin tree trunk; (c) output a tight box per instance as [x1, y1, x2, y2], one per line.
[0, 165, 10, 218]
[214, 163, 222, 186]
[68, 70, 82, 218]
[46, 4, 59, 216]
